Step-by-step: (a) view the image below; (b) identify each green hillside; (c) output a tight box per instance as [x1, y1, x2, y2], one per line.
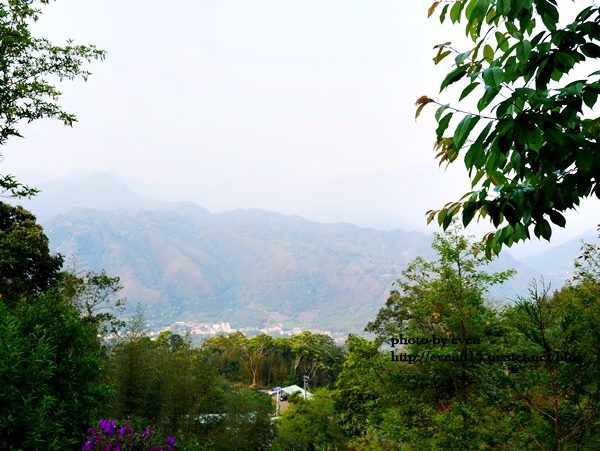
[43, 203, 553, 337]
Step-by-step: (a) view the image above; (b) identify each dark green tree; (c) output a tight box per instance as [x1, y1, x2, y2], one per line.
[0, 202, 63, 305]
[289, 331, 345, 387]
[418, 1, 600, 255]
[333, 335, 388, 439]
[479, 280, 600, 450]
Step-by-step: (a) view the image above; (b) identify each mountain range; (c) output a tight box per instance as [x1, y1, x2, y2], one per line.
[12, 174, 598, 338]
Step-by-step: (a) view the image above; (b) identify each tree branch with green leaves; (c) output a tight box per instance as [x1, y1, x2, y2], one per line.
[0, 0, 105, 197]
[419, 0, 600, 257]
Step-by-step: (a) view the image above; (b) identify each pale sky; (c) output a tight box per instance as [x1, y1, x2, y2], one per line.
[4, 0, 599, 257]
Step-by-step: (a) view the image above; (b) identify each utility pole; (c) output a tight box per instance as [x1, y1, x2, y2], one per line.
[275, 388, 281, 416]
[303, 375, 309, 400]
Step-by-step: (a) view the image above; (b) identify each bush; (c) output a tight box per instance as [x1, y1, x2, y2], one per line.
[0, 292, 108, 449]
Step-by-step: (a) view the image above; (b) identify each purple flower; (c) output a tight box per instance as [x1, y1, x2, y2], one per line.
[82, 439, 94, 451]
[165, 436, 177, 446]
[118, 425, 133, 436]
[141, 426, 153, 438]
[99, 418, 118, 436]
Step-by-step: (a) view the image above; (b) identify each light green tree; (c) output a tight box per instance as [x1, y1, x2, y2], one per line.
[273, 388, 348, 451]
[61, 268, 126, 339]
[0, 291, 108, 450]
[361, 225, 515, 449]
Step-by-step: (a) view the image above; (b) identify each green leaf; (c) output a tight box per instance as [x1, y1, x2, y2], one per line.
[497, 0, 510, 15]
[465, 121, 493, 169]
[455, 51, 470, 65]
[483, 67, 505, 89]
[527, 128, 544, 152]
[435, 104, 450, 122]
[502, 55, 519, 82]
[583, 89, 598, 109]
[534, 218, 552, 240]
[483, 44, 494, 61]
[443, 204, 458, 229]
[576, 148, 593, 172]
[555, 51, 575, 69]
[506, 21, 523, 40]
[459, 82, 479, 100]
[496, 99, 514, 118]
[515, 222, 528, 240]
[487, 200, 503, 227]
[505, 22, 518, 35]
[434, 50, 452, 64]
[536, 0, 559, 31]
[453, 114, 480, 150]
[436, 113, 453, 140]
[440, 65, 469, 91]
[514, 87, 536, 99]
[439, 3, 449, 22]
[549, 210, 566, 227]
[496, 31, 509, 52]
[450, 1, 464, 23]
[437, 208, 448, 226]
[477, 86, 500, 111]
[581, 43, 600, 58]
[576, 6, 595, 22]
[462, 202, 478, 227]
[472, 169, 486, 187]
[516, 40, 532, 63]
[544, 127, 564, 147]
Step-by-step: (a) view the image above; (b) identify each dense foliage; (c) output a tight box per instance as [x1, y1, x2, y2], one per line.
[104, 327, 277, 450]
[418, 0, 600, 255]
[0, 292, 108, 449]
[200, 330, 345, 388]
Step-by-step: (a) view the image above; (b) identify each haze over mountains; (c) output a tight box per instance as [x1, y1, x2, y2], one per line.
[12, 173, 599, 338]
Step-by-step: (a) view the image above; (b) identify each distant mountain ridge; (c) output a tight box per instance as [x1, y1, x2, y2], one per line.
[13, 173, 598, 337]
[521, 228, 600, 282]
[44, 204, 435, 336]
[10, 173, 188, 221]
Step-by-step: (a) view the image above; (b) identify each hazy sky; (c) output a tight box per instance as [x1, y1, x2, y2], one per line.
[4, 1, 599, 256]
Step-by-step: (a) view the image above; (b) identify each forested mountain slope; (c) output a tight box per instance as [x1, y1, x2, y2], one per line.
[44, 205, 433, 335]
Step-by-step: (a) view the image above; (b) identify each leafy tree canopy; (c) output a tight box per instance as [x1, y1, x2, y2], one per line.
[0, 0, 105, 197]
[0, 202, 63, 304]
[419, 0, 600, 256]
[366, 223, 514, 342]
[60, 267, 126, 338]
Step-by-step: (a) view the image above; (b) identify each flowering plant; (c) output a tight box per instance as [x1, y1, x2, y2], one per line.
[82, 418, 178, 451]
